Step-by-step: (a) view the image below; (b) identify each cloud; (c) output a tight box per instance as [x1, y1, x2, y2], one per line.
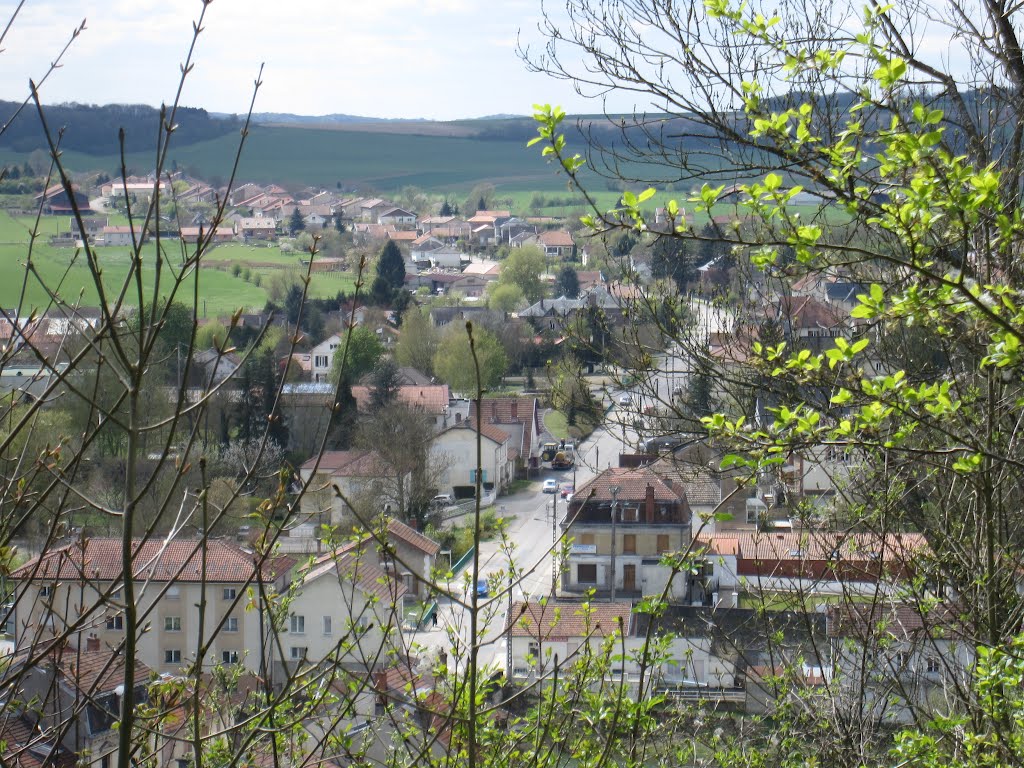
[0, 0, 621, 120]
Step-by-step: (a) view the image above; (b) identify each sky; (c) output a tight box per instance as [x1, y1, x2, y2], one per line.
[0, 0, 627, 121]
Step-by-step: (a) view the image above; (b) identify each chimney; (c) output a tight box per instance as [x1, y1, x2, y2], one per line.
[645, 484, 655, 523]
[86, 635, 100, 651]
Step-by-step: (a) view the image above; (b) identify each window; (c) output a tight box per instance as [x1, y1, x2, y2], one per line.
[577, 564, 597, 584]
[101, 755, 110, 768]
[290, 614, 305, 634]
[323, 616, 332, 635]
[164, 616, 181, 632]
[527, 641, 540, 659]
[622, 506, 639, 522]
[623, 534, 636, 554]
[657, 535, 670, 554]
[166, 586, 180, 599]
[469, 469, 489, 483]
[39, 586, 52, 598]
[223, 588, 237, 600]
[221, 650, 239, 664]
[225, 617, 239, 633]
[926, 656, 941, 674]
[164, 649, 181, 664]
[106, 615, 124, 630]
[110, 588, 122, 600]
[290, 646, 307, 660]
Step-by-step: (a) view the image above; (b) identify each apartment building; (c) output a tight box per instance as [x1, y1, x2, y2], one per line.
[560, 467, 691, 599]
[9, 537, 283, 675]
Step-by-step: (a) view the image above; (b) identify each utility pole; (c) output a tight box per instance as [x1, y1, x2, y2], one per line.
[551, 492, 558, 596]
[609, 486, 620, 602]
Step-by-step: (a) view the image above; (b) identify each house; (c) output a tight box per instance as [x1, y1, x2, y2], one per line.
[560, 467, 691, 599]
[278, 543, 408, 673]
[237, 217, 278, 240]
[506, 600, 634, 682]
[461, 260, 502, 282]
[360, 198, 392, 222]
[349, 383, 453, 430]
[299, 450, 412, 525]
[693, 529, 930, 610]
[180, 225, 235, 244]
[8, 537, 282, 675]
[429, 246, 469, 270]
[5, 647, 152, 768]
[99, 225, 144, 247]
[310, 333, 344, 382]
[387, 228, 419, 246]
[449, 273, 490, 298]
[383, 517, 441, 600]
[538, 229, 575, 258]
[517, 286, 624, 331]
[428, 305, 495, 329]
[826, 601, 971, 723]
[378, 207, 417, 229]
[430, 421, 513, 497]
[466, 210, 511, 245]
[191, 347, 243, 387]
[411, 270, 467, 296]
[418, 215, 470, 238]
[497, 217, 537, 243]
[105, 179, 171, 203]
[468, 396, 544, 477]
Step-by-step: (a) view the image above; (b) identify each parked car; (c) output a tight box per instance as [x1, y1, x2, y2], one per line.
[475, 578, 489, 598]
[542, 478, 559, 493]
[560, 483, 575, 499]
[431, 493, 455, 509]
[618, 393, 633, 407]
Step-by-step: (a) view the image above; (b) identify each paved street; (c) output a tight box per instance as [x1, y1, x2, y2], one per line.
[407, 309, 721, 674]
[406, 401, 626, 673]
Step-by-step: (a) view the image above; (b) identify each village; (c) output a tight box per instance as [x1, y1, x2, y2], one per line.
[0, 171, 968, 766]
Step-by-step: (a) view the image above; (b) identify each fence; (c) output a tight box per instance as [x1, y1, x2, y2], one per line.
[451, 545, 476, 574]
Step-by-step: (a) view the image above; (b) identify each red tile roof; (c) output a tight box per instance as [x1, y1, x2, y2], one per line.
[441, 421, 511, 446]
[300, 449, 391, 477]
[387, 518, 441, 557]
[468, 397, 539, 460]
[573, 467, 686, 504]
[304, 548, 407, 603]
[507, 600, 633, 640]
[12, 538, 276, 584]
[349, 384, 450, 414]
[539, 230, 575, 247]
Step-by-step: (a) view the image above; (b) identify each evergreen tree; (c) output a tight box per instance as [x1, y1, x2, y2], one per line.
[289, 207, 305, 236]
[368, 358, 401, 411]
[555, 265, 581, 298]
[370, 240, 406, 306]
[439, 199, 453, 217]
[650, 234, 695, 292]
[333, 212, 345, 233]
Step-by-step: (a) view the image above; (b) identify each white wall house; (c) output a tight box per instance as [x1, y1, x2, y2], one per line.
[299, 450, 413, 525]
[280, 545, 407, 674]
[311, 333, 343, 382]
[430, 422, 512, 496]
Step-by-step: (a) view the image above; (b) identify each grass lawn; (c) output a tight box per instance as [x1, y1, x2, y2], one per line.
[544, 410, 570, 440]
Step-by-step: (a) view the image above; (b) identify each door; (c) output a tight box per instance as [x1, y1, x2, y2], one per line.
[623, 564, 636, 592]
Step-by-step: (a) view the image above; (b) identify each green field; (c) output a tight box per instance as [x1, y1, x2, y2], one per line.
[0, 211, 362, 316]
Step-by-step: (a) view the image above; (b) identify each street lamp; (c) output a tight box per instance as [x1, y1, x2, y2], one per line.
[609, 485, 620, 602]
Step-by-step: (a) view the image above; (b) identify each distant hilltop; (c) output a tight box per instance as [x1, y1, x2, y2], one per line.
[212, 112, 529, 125]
